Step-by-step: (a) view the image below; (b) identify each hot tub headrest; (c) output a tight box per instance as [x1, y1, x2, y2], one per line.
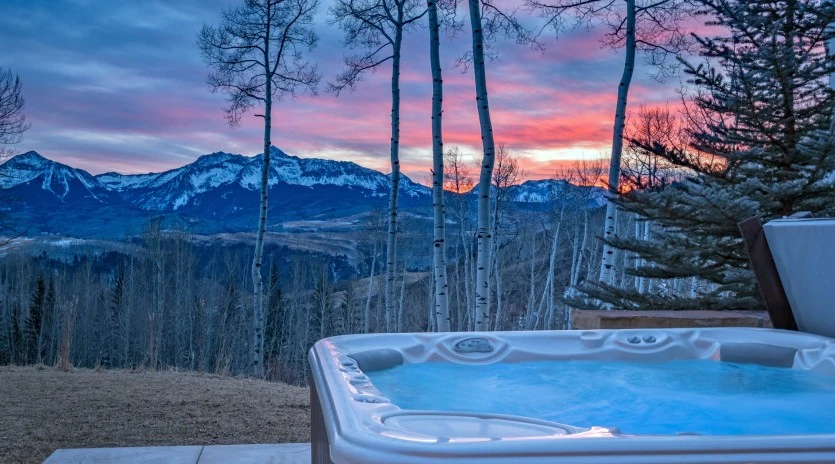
[719, 342, 797, 368]
[349, 348, 404, 372]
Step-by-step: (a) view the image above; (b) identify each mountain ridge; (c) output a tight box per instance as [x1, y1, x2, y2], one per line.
[0, 148, 604, 237]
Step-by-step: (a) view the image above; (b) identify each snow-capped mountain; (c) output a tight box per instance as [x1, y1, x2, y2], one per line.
[95, 147, 429, 211]
[0, 151, 120, 205]
[0, 148, 604, 237]
[505, 179, 607, 208]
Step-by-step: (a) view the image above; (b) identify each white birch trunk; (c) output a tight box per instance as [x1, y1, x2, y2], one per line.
[826, 23, 835, 134]
[468, 0, 497, 331]
[452, 192, 474, 327]
[565, 306, 573, 330]
[363, 240, 377, 334]
[639, 220, 650, 294]
[251, 79, 271, 378]
[617, 249, 626, 288]
[384, 23, 404, 333]
[632, 215, 648, 293]
[489, 189, 501, 330]
[569, 209, 590, 293]
[458, 224, 472, 329]
[428, 0, 450, 332]
[827, 23, 835, 91]
[525, 236, 537, 328]
[598, 0, 636, 286]
[531, 204, 564, 330]
[427, 271, 436, 332]
[568, 223, 580, 290]
[398, 263, 406, 332]
[454, 261, 463, 331]
[578, 210, 589, 284]
[493, 262, 504, 330]
[463, 230, 475, 330]
[547, 259, 557, 329]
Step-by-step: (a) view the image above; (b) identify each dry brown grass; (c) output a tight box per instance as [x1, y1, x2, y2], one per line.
[0, 366, 310, 464]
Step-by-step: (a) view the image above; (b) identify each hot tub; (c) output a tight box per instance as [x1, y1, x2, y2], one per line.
[309, 328, 835, 463]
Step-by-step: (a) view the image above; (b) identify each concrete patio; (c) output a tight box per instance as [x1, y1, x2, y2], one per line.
[43, 443, 310, 464]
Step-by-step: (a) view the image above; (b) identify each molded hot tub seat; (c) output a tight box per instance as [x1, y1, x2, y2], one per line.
[309, 328, 835, 464]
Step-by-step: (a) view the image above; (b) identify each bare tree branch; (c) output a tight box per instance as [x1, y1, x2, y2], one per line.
[328, 0, 426, 93]
[198, 0, 321, 127]
[0, 69, 30, 150]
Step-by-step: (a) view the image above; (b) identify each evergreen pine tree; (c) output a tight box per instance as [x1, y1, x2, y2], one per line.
[577, 0, 835, 311]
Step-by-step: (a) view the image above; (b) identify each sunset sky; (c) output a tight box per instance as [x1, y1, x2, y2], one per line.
[0, 0, 686, 182]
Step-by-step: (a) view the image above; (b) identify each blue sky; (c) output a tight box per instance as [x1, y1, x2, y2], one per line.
[0, 0, 684, 181]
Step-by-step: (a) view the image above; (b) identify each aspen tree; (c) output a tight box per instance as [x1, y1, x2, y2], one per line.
[199, 0, 321, 376]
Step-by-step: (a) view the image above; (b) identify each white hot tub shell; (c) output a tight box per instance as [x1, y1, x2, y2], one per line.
[309, 328, 835, 464]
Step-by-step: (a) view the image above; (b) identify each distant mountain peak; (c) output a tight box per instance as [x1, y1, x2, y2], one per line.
[0, 150, 117, 204]
[6, 150, 51, 168]
[269, 146, 291, 158]
[193, 151, 246, 167]
[16, 150, 47, 160]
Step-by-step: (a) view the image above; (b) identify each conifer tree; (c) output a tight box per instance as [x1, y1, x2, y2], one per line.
[578, 0, 835, 311]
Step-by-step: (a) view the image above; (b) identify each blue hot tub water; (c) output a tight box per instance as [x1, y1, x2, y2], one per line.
[366, 359, 835, 436]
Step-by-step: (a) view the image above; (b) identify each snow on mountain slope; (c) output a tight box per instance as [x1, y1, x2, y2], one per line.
[96, 147, 431, 211]
[462, 179, 606, 206]
[0, 151, 57, 188]
[511, 179, 607, 207]
[98, 153, 251, 194]
[266, 147, 427, 196]
[97, 171, 164, 191]
[0, 151, 113, 203]
[508, 179, 570, 203]
[2, 149, 601, 221]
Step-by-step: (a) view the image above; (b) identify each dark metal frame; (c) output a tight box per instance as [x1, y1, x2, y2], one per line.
[738, 217, 798, 331]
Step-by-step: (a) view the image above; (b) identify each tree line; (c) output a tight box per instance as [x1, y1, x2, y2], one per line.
[0, 147, 704, 384]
